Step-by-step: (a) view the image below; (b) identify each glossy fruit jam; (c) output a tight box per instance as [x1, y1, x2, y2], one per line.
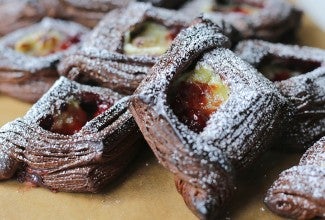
[168, 64, 229, 133]
[39, 92, 112, 135]
[15, 30, 80, 57]
[258, 56, 321, 81]
[123, 21, 182, 56]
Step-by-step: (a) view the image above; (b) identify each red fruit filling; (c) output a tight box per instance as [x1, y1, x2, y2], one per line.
[59, 35, 81, 51]
[168, 64, 229, 133]
[15, 30, 81, 57]
[258, 56, 321, 82]
[39, 92, 113, 135]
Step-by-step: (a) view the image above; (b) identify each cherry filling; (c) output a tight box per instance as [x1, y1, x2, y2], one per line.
[210, 0, 264, 15]
[14, 30, 81, 57]
[257, 56, 321, 82]
[39, 92, 113, 135]
[123, 21, 182, 56]
[168, 64, 229, 133]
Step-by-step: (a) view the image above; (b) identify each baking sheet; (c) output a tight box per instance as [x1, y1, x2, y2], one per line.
[0, 11, 324, 220]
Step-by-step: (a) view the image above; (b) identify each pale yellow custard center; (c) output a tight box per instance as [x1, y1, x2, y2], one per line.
[123, 21, 175, 56]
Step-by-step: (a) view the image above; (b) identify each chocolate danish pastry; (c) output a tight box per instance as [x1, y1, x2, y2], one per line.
[0, 0, 60, 36]
[265, 137, 325, 219]
[180, 0, 302, 41]
[130, 19, 288, 219]
[0, 77, 140, 192]
[0, 17, 89, 102]
[235, 40, 325, 150]
[58, 2, 189, 95]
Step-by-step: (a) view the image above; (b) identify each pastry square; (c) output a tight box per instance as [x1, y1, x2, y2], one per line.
[235, 40, 325, 150]
[0, 77, 140, 192]
[59, 2, 189, 95]
[130, 19, 288, 219]
[0, 17, 89, 102]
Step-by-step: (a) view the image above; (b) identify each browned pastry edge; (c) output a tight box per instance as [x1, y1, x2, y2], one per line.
[265, 137, 325, 219]
[130, 18, 288, 219]
[235, 40, 325, 150]
[0, 17, 89, 103]
[58, 2, 189, 95]
[0, 77, 141, 192]
[180, 0, 302, 42]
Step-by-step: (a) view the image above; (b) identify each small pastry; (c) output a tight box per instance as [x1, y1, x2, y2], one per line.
[180, 0, 302, 41]
[0, 17, 89, 102]
[235, 40, 325, 150]
[130, 19, 288, 219]
[57, 0, 132, 28]
[265, 137, 325, 219]
[58, 2, 189, 95]
[0, 0, 60, 36]
[0, 77, 140, 192]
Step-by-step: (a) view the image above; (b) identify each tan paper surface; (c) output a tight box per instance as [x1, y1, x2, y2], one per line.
[0, 13, 323, 220]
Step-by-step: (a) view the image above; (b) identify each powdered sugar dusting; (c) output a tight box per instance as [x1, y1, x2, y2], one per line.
[0, 77, 140, 192]
[59, 2, 189, 95]
[180, 0, 302, 41]
[130, 19, 287, 218]
[235, 40, 325, 150]
[265, 137, 325, 219]
[0, 17, 89, 102]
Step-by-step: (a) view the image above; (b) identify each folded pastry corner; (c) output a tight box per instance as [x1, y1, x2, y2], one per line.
[265, 137, 325, 219]
[180, 0, 302, 42]
[130, 19, 288, 218]
[0, 17, 89, 102]
[58, 2, 189, 95]
[235, 40, 325, 150]
[0, 77, 141, 192]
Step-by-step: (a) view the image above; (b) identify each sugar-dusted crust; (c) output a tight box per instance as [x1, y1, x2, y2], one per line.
[130, 19, 288, 219]
[235, 40, 325, 150]
[265, 137, 325, 219]
[57, 0, 132, 28]
[0, 17, 89, 102]
[0, 0, 60, 36]
[180, 0, 302, 41]
[0, 77, 140, 192]
[58, 2, 189, 95]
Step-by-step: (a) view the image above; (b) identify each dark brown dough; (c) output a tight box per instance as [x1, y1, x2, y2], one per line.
[58, 2, 189, 95]
[0, 77, 141, 192]
[0, 17, 89, 102]
[180, 0, 302, 42]
[129, 19, 288, 219]
[235, 40, 325, 150]
[265, 137, 325, 219]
